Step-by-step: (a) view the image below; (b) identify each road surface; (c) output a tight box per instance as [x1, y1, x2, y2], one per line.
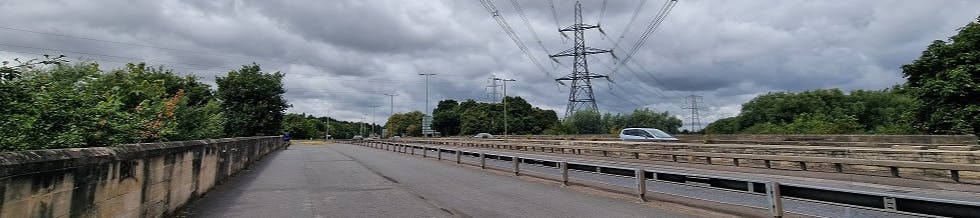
[179, 143, 702, 218]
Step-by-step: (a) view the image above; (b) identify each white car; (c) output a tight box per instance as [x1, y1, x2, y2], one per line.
[619, 128, 678, 141]
[473, 133, 493, 139]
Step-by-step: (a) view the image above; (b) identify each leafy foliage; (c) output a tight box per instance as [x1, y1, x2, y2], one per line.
[547, 108, 684, 135]
[902, 17, 980, 135]
[0, 59, 232, 151]
[216, 63, 290, 137]
[386, 111, 426, 137]
[704, 89, 916, 134]
[0, 57, 296, 151]
[428, 97, 560, 136]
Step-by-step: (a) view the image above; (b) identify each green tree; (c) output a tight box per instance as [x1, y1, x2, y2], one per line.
[564, 110, 602, 134]
[902, 17, 980, 135]
[385, 111, 425, 137]
[216, 63, 290, 137]
[432, 99, 461, 136]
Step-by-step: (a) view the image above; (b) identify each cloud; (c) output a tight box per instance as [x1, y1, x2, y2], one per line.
[0, 0, 977, 130]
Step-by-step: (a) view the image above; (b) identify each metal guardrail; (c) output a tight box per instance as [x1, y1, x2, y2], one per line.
[343, 140, 980, 218]
[405, 139, 979, 183]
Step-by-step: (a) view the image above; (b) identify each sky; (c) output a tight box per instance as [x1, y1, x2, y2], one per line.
[1, 0, 977, 130]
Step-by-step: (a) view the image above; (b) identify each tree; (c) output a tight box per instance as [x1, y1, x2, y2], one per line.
[432, 99, 461, 136]
[704, 88, 917, 135]
[385, 111, 425, 137]
[564, 110, 602, 134]
[216, 63, 290, 137]
[902, 17, 980, 135]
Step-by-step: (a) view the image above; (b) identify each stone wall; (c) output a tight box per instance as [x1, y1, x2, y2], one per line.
[0, 136, 286, 218]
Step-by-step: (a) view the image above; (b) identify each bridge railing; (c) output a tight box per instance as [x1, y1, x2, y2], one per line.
[342, 139, 980, 218]
[397, 139, 979, 184]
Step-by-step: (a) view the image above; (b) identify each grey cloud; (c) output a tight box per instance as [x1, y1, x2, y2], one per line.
[0, 0, 977, 128]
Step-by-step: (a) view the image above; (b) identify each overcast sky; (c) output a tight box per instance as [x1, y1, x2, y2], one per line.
[1, 0, 977, 130]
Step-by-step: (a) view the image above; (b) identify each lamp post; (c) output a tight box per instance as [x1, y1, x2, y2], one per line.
[495, 78, 516, 138]
[370, 106, 379, 137]
[418, 73, 437, 115]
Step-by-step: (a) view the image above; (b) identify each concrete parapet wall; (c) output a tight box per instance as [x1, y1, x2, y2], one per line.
[0, 136, 286, 218]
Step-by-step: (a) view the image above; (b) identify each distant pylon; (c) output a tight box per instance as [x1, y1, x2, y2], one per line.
[486, 75, 502, 102]
[682, 95, 704, 132]
[550, 1, 612, 119]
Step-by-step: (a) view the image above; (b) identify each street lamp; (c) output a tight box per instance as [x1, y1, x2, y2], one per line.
[419, 73, 437, 137]
[370, 105, 379, 137]
[418, 73, 437, 115]
[495, 77, 516, 139]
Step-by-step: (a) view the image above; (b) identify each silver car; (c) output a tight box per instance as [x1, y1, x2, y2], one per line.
[619, 128, 678, 141]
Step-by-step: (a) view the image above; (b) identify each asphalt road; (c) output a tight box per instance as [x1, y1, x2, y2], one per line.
[179, 143, 698, 218]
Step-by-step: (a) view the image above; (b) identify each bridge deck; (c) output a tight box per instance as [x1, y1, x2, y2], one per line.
[178, 143, 700, 218]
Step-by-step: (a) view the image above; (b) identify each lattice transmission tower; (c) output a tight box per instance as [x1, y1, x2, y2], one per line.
[550, 1, 612, 119]
[682, 95, 704, 132]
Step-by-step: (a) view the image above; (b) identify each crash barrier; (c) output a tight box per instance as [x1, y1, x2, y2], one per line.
[343, 140, 980, 218]
[400, 139, 980, 184]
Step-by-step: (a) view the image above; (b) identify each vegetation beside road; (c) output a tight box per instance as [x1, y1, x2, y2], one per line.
[0, 59, 288, 151]
[706, 17, 980, 136]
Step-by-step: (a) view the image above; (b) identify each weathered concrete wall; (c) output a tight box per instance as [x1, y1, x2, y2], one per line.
[0, 136, 285, 218]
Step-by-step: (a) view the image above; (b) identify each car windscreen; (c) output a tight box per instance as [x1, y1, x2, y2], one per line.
[643, 129, 673, 138]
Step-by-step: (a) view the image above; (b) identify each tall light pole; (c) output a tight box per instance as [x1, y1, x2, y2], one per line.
[323, 108, 330, 141]
[360, 115, 365, 137]
[418, 73, 437, 115]
[495, 78, 516, 139]
[383, 93, 398, 116]
[370, 106, 379, 137]
[419, 73, 437, 137]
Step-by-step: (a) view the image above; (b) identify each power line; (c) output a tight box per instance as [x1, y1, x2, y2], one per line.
[547, 0, 569, 40]
[508, 0, 551, 56]
[611, 0, 649, 49]
[614, 0, 678, 71]
[596, 0, 609, 25]
[477, 0, 558, 82]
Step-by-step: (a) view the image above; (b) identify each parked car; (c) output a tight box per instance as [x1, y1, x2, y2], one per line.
[473, 133, 493, 139]
[390, 136, 401, 140]
[352, 135, 364, 140]
[619, 128, 678, 141]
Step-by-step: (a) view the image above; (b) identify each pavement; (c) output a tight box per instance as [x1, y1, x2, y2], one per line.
[178, 143, 701, 218]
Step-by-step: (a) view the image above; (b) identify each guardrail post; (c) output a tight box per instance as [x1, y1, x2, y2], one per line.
[437, 148, 442, 160]
[951, 170, 961, 182]
[411, 146, 415, 155]
[513, 157, 520, 176]
[422, 147, 427, 158]
[560, 162, 569, 186]
[456, 150, 462, 164]
[636, 169, 647, 202]
[883, 197, 897, 211]
[765, 182, 784, 218]
[480, 153, 486, 169]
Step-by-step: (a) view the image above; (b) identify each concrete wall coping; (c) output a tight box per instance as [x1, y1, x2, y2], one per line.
[0, 136, 280, 178]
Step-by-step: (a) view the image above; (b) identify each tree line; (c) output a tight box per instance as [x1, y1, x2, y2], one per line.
[280, 113, 381, 140]
[0, 58, 288, 151]
[383, 96, 684, 137]
[705, 17, 980, 136]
